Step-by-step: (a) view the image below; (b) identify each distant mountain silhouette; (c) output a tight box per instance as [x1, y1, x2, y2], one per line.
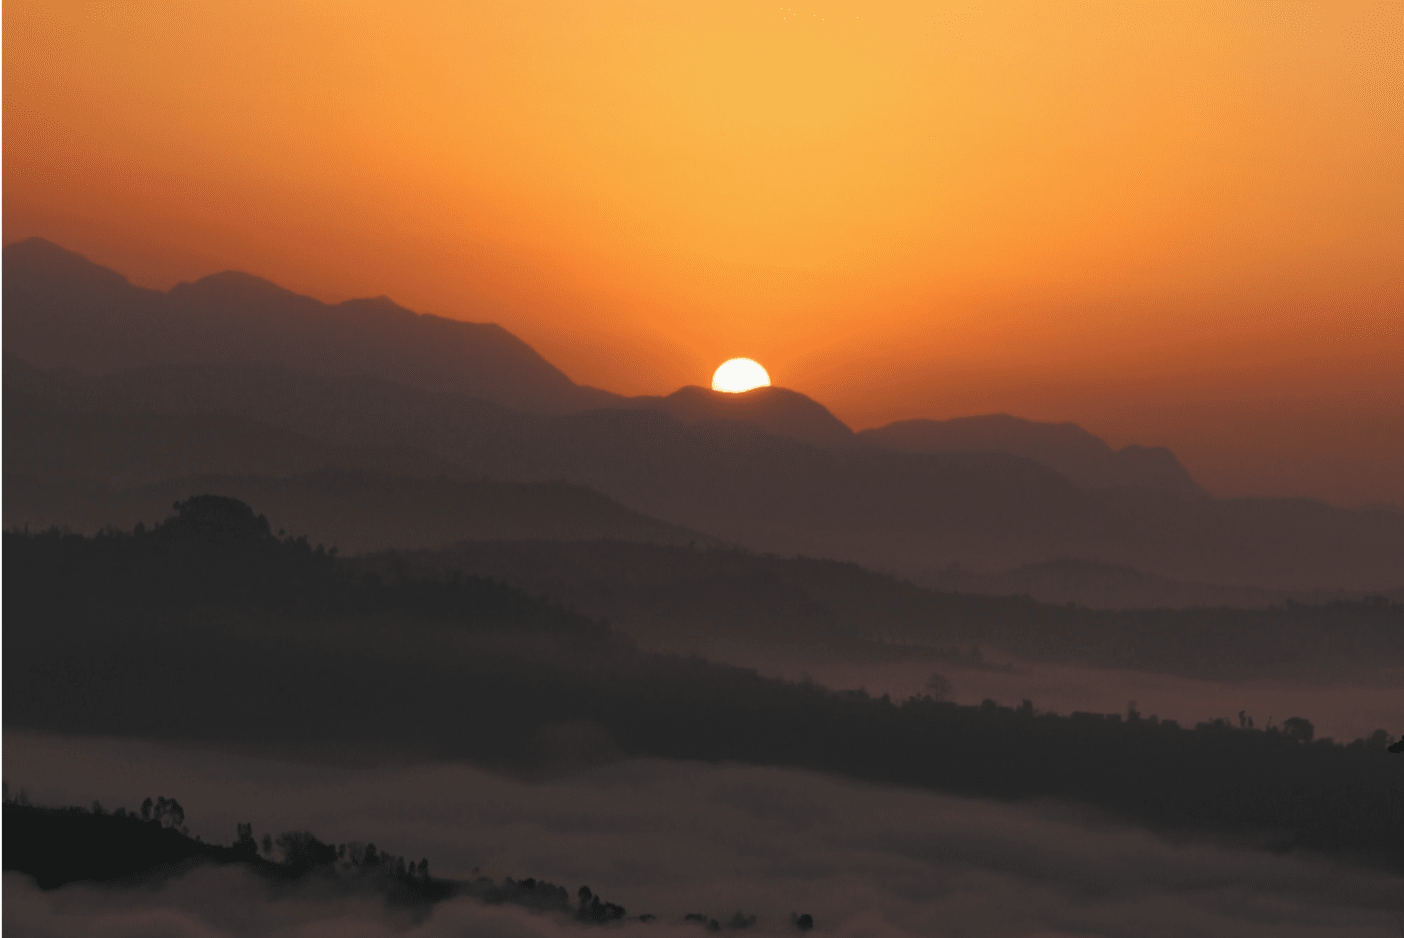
[4, 469, 708, 553]
[861, 415, 1205, 495]
[623, 385, 855, 448]
[2, 238, 621, 414]
[7, 240, 1220, 479]
[8, 358, 1404, 592]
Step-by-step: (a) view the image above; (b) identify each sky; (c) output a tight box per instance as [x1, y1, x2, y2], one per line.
[8, 732, 1403, 937]
[5, 1, 1402, 507]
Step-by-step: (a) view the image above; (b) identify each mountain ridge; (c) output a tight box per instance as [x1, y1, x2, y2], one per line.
[3, 237, 621, 415]
[861, 415, 1205, 496]
[6, 238, 1201, 493]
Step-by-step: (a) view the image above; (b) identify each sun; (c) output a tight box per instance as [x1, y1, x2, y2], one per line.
[711, 358, 771, 393]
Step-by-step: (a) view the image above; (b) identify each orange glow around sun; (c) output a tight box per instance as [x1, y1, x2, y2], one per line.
[4, 1, 1402, 506]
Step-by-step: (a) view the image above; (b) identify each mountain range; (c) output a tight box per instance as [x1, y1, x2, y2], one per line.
[5, 237, 1402, 594]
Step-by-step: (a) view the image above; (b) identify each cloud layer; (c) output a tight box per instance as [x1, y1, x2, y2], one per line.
[6, 732, 1402, 937]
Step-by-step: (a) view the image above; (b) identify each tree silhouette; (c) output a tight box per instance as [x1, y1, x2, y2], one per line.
[1282, 717, 1315, 744]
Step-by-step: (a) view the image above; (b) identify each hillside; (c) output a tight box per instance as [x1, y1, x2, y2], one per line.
[4, 502, 1401, 871]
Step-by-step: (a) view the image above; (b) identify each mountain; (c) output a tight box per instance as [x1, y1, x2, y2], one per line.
[8, 359, 1404, 592]
[2, 237, 620, 414]
[861, 415, 1205, 495]
[3, 469, 708, 553]
[624, 384, 855, 448]
[6, 239, 1210, 484]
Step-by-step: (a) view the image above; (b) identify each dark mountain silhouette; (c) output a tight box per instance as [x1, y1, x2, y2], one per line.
[4, 469, 708, 553]
[7, 358, 1404, 592]
[2, 237, 620, 414]
[861, 414, 1206, 495]
[624, 384, 855, 448]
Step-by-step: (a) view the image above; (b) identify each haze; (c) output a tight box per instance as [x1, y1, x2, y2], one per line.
[6, 0, 1401, 507]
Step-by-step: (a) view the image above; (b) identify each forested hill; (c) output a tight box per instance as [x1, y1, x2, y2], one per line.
[2, 800, 636, 922]
[5, 500, 1402, 871]
[6, 494, 610, 644]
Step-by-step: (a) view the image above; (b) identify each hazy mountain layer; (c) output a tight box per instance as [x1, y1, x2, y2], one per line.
[917, 557, 1404, 610]
[390, 539, 1404, 681]
[7, 360, 1403, 591]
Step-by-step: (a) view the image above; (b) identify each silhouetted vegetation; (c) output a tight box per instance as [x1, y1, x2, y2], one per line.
[2, 795, 656, 922]
[5, 504, 1402, 873]
[4, 495, 609, 641]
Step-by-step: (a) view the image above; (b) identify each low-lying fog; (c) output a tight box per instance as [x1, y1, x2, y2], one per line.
[639, 639, 1403, 744]
[6, 733, 1402, 938]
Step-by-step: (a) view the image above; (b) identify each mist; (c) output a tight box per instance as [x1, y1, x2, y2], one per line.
[7, 732, 1403, 938]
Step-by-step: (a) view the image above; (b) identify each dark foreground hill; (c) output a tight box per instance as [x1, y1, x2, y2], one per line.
[8, 360, 1404, 592]
[4, 499, 1402, 871]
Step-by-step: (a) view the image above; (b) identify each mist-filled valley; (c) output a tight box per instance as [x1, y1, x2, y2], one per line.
[5, 238, 1403, 936]
[8, 732, 1404, 938]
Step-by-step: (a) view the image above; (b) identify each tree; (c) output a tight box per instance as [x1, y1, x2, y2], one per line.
[274, 830, 337, 869]
[152, 797, 184, 829]
[1282, 717, 1314, 744]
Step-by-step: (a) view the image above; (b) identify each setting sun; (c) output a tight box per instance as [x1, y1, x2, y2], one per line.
[712, 358, 771, 393]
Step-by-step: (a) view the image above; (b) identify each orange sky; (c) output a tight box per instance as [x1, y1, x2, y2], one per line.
[6, 1, 1402, 507]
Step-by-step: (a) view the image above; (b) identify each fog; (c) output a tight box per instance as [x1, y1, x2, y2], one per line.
[648, 638, 1404, 744]
[6, 733, 1401, 938]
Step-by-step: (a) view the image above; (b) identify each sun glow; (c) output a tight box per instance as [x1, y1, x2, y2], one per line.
[711, 358, 771, 393]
